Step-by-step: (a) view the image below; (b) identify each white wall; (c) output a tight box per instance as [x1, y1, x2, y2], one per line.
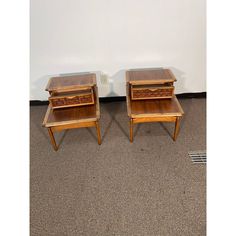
[30, 0, 206, 100]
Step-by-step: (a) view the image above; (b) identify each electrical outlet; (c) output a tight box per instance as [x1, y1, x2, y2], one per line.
[100, 73, 109, 85]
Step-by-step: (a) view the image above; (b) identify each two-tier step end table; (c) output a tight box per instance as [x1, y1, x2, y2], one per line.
[42, 73, 101, 151]
[126, 68, 184, 142]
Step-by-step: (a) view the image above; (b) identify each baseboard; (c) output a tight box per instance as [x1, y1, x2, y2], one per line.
[176, 92, 206, 99]
[30, 92, 206, 106]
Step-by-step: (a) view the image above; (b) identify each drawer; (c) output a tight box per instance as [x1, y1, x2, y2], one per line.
[131, 84, 174, 100]
[49, 89, 94, 109]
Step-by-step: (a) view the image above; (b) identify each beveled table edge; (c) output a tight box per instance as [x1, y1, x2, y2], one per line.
[42, 104, 100, 128]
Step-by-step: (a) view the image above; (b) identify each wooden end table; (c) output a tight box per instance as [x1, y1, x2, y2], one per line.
[42, 101, 101, 151]
[42, 74, 101, 151]
[126, 94, 184, 142]
[126, 68, 184, 142]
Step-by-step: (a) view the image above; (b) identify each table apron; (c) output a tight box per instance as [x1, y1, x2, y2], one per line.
[50, 121, 96, 132]
[133, 116, 177, 123]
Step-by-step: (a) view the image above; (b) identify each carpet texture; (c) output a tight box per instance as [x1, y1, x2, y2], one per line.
[30, 98, 206, 236]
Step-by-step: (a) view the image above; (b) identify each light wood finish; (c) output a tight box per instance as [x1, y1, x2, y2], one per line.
[47, 128, 58, 151]
[130, 119, 134, 143]
[95, 121, 101, 145]
[129, 96, 183, 118]
[126, 83, 183, 118]
[48, 120, 101, 147]
[43, 104, 98, 127]
[94, 85, 100, 118]
[174, 117, 181, 141]
[133, 116, 177, 123]
[126, 84, 131, 117]
[132, 116, 181, 141]
[126, 68, 184, 142]
[51, 121, 96, 132]
[43, 73, 101, 151]
[43, 105, 101, 150]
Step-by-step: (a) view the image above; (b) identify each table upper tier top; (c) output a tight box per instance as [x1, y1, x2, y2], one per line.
[126, 68, 176, 85]
[46, 73, 97, 92]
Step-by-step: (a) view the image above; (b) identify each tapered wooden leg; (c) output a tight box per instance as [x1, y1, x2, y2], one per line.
[130, 118, 133, 143]
[95, 121, 101, 145]
[173, 117, 180, 141]
[47, 128, 58, 151]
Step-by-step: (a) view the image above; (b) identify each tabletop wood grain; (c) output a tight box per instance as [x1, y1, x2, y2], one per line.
[128, 95, 184, 118]
[46, 73, 96, 92]
[126, 68, 176, 85]
[43, 104, 98, 127]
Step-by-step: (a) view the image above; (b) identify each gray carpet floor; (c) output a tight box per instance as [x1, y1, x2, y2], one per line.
[30, 98, 206, 236]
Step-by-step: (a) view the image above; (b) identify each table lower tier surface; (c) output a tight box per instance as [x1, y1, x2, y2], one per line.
[128, 96, 184, 118]
[43, 104, 99, 127]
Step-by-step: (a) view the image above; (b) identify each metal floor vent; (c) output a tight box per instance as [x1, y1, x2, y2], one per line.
[188, 150, 206, 164]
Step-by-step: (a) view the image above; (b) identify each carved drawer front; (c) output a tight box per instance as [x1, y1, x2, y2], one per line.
[131, 84, 174, 100]
[49, 89, 94, 109]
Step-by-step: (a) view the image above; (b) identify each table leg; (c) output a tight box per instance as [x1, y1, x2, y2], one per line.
[130, 118, 133, 143]
[173, 117, 180, 141]
[48, 128, 58, 151]
[95, 121, 101, 145]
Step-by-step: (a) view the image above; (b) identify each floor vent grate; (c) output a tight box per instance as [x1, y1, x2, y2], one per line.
[188, 150, 206, 164]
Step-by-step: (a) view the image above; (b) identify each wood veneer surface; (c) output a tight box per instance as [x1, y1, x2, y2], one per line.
[46, 74, 96, 92]
[127, 68, 176, 85]
[43, 104, 98, 127]
[129, 96, 184, 117]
